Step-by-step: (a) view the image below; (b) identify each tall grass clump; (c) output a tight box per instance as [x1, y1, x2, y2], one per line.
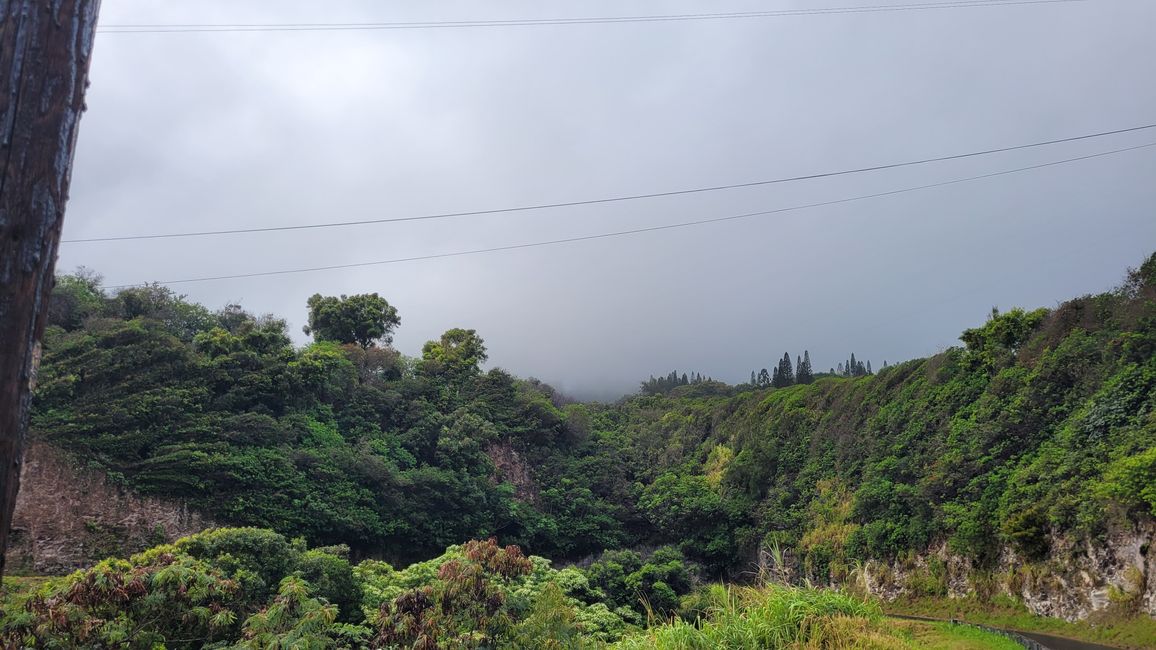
[613, 584, 879, 649]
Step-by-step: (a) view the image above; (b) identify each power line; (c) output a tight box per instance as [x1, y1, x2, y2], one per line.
[65, 122, 1156, 244]
[105, 141, 1156, 289]
[96, 0, 1091, 33]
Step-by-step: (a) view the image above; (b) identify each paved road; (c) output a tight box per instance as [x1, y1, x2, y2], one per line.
[888, 614, 1123, 650]
[1013, 629, 1121, 650]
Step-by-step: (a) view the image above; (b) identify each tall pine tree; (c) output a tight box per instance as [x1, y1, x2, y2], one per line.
[798, 350, 814, 384]
[772, 352, 794, 387]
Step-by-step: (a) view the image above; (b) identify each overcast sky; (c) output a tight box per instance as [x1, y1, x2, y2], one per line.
[58, 0, 1156, 399]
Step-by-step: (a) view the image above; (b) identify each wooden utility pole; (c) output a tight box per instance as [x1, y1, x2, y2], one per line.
[0, 0, 101, 579]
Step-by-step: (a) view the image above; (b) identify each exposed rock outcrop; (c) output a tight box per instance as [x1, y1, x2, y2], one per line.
[486, 441, 539, 505]
[854, 523, 1155, 621]
[7, 441, 214, 575]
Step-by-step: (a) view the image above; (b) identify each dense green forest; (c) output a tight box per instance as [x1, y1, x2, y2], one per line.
[8, 253, 1156, 646]
[33, 255, 1156, 572]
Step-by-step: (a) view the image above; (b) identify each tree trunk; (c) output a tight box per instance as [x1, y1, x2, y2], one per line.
[0, 0, 101, 579]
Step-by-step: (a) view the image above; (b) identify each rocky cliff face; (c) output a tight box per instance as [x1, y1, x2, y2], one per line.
[855, 523, 1155, 621]
[486, 441, 540, 505]
[7, 441, 214, 575]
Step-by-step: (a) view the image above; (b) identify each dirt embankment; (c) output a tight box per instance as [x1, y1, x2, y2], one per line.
[8, 441, 214, 575]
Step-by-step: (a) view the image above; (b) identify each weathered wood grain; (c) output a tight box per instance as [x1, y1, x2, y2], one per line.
[0, 0, 101, 578]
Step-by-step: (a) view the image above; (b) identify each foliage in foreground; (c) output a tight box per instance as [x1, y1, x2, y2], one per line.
[3, 527, 915, 649]
[0, 528, 361, 648]
[0, 529, 647, 648]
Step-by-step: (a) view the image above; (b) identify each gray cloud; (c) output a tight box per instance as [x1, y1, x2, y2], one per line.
[59, 0, 1156, 399]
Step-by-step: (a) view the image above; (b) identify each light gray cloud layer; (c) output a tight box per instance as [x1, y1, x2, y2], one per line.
[59, 0, 1156, 398]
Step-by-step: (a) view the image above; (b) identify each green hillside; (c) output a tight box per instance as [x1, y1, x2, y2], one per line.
[32, 256, 1156, 573]
[8, 254, 1155, 647]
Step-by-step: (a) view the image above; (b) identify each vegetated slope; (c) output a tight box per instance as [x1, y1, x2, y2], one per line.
[31, 281, 613, 564]
[28, 255, 1156, 583]
[33, 275, 651, 564]
[609, 255, 1156, 578]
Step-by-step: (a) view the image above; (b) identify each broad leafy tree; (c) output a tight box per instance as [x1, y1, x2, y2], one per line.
[303, 293, 400, 348]
[421, 328, 488, 378]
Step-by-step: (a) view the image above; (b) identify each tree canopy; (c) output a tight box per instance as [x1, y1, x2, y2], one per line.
[303, 293, 400, 348]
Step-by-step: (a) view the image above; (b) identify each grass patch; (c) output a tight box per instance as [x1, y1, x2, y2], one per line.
[896, 620, 1026, 650]
[614, 584, 885, 649]
[889, 596, 1156, 650]
[0, 576, 51, 598]
[612, 588, 1029, 649]
[0, 575, 54, 615]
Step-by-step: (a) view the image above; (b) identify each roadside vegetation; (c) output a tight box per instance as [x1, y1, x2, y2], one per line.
[889, 595, 1156, 650]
